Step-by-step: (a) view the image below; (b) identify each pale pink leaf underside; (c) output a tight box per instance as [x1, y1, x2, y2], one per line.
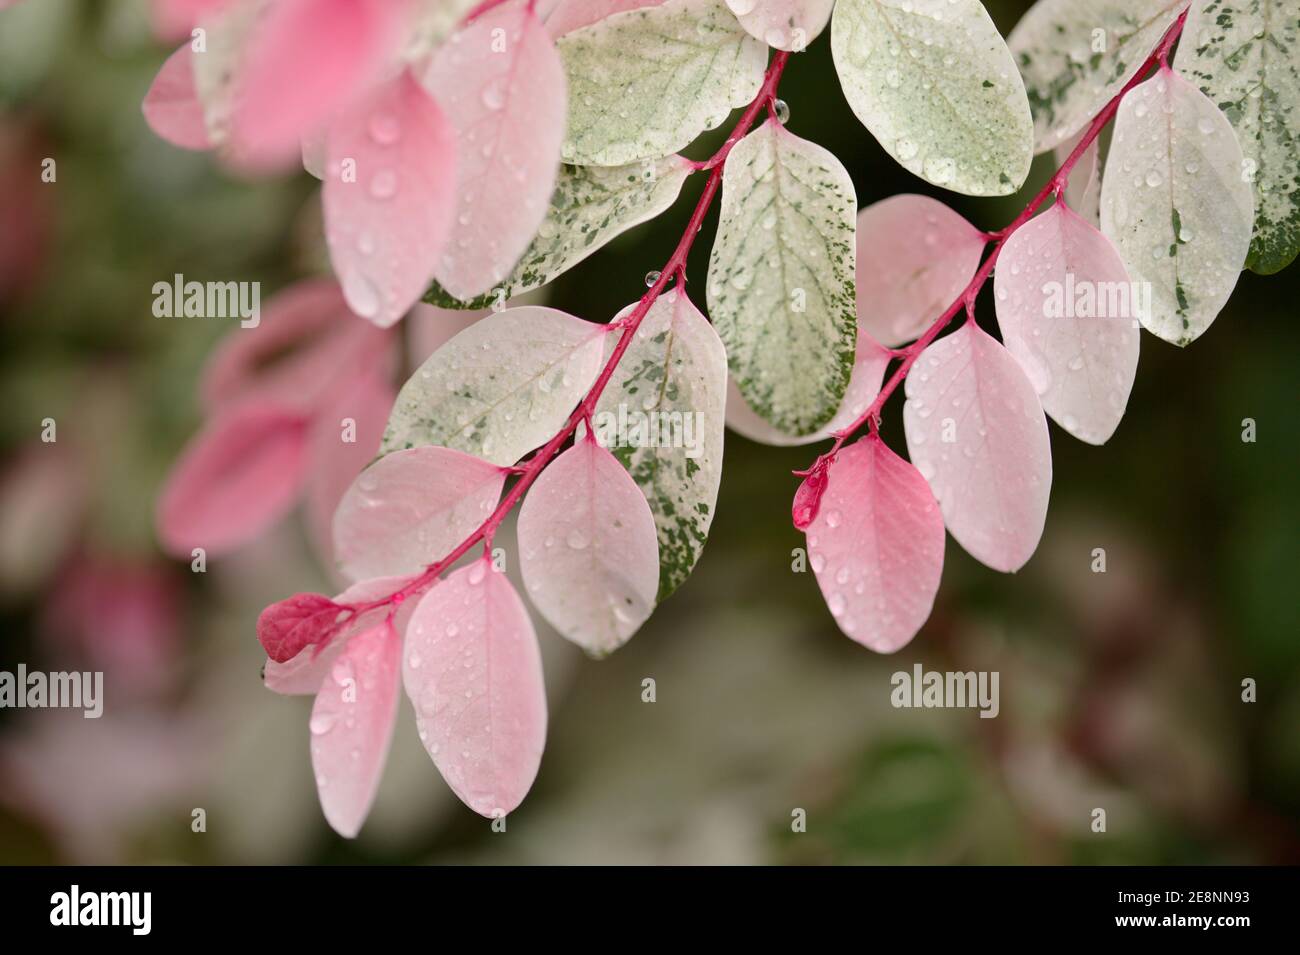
[200, 278, 390, 415]
[995, 203, 1139, 445]
[403, 560, 547, 817]
[333, 446, 505, 582]
[156, 402, 309, 557]
[422, 3, 567, 300]
[732, 0, 833, 52]
[517, 437, 660, 655]
[806, 435, 944, 652]
[310, 619, 401, 838]
[725, 332, 891, 446]
[142, 45, 213, 151]
[228, 0, 404, 170]
[306, 370, 396, 572]
[903, 322, 1052, 573]
[855, 194, 985, 347]
[325, 72, 458, 328]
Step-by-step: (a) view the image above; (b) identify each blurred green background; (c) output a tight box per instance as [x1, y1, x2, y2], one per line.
[0, 0, 1296, 864]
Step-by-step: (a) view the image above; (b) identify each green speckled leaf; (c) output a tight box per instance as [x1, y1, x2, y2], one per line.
[425, 156, 694, 309]
[1009, 0, 1189, 153]
[382, 306, 607, 465]
[830, 0, 1034, 196]
[1100, 69, 1254, 345]
[596, 290, 726, 601]
[1175, 0, 1300, 274]
[706, 119, 857, 435]
[557, 0, 767, 166]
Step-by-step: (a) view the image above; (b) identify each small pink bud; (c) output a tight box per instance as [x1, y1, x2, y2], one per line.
[257, 593, 348, 663]
[791, 457, 831, 530]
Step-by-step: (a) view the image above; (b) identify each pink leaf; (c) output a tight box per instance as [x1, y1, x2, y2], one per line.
[730, 0, 833, 52]
[805, 436, 944, 652]
[422, 2, 567, 300]
[855, 194, 985, 347]
[994, 203, 1140, 445]
[545, 0, 664, 36]
[726, 331, 891, 446]
[265, 574, 417, 693]
[324, 71, 458, 327]
[228, 0, 407, 171]
[406, 301, 490, 366]
[310, 618, 401, 838]
[333, 446, 506, 582]
[903, 323, 1052, 573]
[200, 278, 390, 414]
[142, 45, 213, 151]
[403, 559, 547, 817]
[155, 402, 310, 558]
[790, 457, 829, 530]
[305, 370, 396, 572]
[149, 0, 230, 40]
[517, 436, 659, 655]
[257, 592, 346, 663]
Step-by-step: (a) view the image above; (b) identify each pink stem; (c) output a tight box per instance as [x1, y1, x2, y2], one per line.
[347, 52, 792, 616]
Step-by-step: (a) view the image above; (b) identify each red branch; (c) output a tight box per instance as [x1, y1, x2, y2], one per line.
[340, 52, 792, 620]
[791, 9, 1190, 518]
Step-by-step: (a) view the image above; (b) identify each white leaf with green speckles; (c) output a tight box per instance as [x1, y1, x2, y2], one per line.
[425, 156, 694, 309]
[1100, 69, 1254, 345]
[1175, 0, 1300, 274]
[707, 119, 857, 435]
[557, 0, 767, 166]
[1009, 0, 1189, 153]
[381, 306, 608, 465]
[830, 0, 1034, 196]
[595, 290, 726, 601]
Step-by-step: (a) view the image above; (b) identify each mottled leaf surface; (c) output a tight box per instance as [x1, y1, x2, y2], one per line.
[724, 331, 890, 445]
[1010, 0, 1190, 152]
[1100, 68, 1254, 344]
[832, 0, 1034, 195]
[708, 119, 858, 435]
[382, 306, 607, 465]
[596, 290, 726, 600]
[1175, 0, 1300, 273]
[557, 0, 767, 165]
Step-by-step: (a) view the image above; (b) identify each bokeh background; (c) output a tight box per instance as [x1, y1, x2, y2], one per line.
[0, 0, 1296, 864]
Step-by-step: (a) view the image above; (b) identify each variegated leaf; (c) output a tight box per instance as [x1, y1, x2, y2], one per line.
[557, 0, 767, 166]
[1175, 0, 1300, 274]
[595, 289, 727, 600]
[1009, 0, 1190, 153]
[707, 118, 857, 435]
[831, 0, 1034, 195]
